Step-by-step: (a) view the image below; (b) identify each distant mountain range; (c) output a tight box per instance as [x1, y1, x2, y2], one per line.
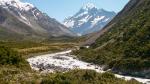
[0, 0, 76, 41]
[63, 3, 116, 35]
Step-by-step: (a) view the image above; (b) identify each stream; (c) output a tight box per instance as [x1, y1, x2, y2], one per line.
[27, 50, 150, 84]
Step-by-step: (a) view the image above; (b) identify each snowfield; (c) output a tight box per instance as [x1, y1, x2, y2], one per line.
[27, 50, 150, 84]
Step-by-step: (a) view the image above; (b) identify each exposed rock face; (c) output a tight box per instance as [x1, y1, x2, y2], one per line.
[64, 3, 116, 35]
[0, 0, 76, 41]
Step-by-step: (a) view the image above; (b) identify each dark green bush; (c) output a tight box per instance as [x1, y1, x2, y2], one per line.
[0, 46, 28, 66]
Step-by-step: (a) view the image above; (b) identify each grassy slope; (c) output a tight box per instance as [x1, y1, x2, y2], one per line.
[73, 0, 150, 78]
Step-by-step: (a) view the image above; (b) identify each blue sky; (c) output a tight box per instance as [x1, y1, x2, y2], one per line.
[22, 0, 129, 22]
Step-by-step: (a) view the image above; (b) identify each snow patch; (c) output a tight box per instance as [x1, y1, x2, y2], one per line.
[75, 11, 88, 18]
[78, 15, 91, 26]
[103, 18, 110, 22]
[91, 16, 105, 26]
[18, 12, 31, 25]
[0, 0, 34, 11]
[82, 3, 96, 10]
[64, 20, 75, 28]
[32, 8, 38, 20]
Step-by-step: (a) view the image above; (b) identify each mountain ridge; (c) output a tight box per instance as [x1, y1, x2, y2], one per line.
[63, 3, 116, 35]
[0, 0, 76, 41]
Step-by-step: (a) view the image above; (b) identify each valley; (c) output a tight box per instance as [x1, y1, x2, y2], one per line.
[0, 0, 150, 84]
[0, 44, 142, 84]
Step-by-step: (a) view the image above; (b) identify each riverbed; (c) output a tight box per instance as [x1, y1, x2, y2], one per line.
[27, 50, 150, 84]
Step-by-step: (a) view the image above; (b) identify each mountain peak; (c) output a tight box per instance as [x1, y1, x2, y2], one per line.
[82, 3, 97, 10]
[0, 0, 34, 11]
[64, 3, 116, 35]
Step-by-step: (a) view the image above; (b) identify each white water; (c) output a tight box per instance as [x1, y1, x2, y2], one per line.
[27, 50, 150, 84]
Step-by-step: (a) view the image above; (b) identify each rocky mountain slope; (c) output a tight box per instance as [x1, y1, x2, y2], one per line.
[74, 0, 150, 78]
[63, 3, 116, 35]
[0, 0, 76, 41]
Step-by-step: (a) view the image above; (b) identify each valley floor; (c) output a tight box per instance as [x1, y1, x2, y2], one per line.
[0, 41, 78, 58]
[27, 50, 150, 84]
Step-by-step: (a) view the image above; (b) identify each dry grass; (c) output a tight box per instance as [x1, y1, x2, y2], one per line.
[15, 43, 78, 58]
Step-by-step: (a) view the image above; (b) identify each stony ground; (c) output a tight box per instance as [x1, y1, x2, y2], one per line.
[27, 50, 150, 84]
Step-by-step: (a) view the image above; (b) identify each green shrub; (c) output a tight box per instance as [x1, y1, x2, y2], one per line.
[0, 46, 28, 67]
[41, 70, 141, 84]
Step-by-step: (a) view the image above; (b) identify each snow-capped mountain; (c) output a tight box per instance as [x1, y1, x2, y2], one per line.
[0, 0, 34, 25]
[0, 0, 34, 11]
[63, 3, 116, 35]
[0, 0, 76, 40]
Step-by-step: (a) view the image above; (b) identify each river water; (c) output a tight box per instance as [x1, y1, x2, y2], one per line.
[27, 50, 150, 84]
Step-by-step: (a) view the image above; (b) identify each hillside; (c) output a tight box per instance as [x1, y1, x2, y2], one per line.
[0, 0, 76, 41]
[73, 0, 150, 78]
